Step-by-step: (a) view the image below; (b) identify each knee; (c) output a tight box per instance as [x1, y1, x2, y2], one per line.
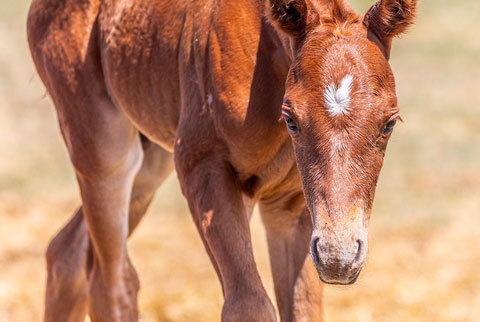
[222, 293, 276, 322]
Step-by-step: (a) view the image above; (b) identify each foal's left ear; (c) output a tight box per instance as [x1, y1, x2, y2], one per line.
[364, 0, 418, 59]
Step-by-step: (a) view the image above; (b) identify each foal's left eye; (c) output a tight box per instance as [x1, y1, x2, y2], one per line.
[382, 119, 397, 134]
[285, 117, 299, 133]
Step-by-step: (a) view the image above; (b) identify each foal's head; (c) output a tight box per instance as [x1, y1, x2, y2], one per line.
[268, 0, 417, 284]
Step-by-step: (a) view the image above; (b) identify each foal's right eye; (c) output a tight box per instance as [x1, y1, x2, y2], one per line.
[285, 117, 299, 133]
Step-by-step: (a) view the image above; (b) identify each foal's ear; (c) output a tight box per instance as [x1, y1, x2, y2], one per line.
[266, 0, 318, 42]
[364, 0, 418, 59]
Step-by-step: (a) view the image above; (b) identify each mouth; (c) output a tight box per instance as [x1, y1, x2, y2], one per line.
[318, 266, 363, 285]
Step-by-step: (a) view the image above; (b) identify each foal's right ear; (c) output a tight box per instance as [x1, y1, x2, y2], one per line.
[266, 0, 318, 42]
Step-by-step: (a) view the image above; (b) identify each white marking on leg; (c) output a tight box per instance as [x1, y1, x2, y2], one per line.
[324, 74, 354, 117]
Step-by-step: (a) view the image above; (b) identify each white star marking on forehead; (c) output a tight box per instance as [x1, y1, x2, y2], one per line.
[324, 74, 354, 117]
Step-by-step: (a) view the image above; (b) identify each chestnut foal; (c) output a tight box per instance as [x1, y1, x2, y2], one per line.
[27, 0, 417, 321]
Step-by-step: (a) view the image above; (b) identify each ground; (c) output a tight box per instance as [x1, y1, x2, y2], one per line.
[1, 0, 480, 321]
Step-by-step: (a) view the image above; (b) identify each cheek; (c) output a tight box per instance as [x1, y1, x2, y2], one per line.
[361, 152, 388, 201]
[376, 134, 392, 151]
[364, 151, 386, 181]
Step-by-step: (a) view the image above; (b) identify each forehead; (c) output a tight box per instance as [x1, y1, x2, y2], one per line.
[286, 25, 398, 123]
[291, 24, 396, 97]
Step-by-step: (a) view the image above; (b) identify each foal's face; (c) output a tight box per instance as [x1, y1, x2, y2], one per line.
[283, 28, 398, 284]
[269, 0, 417, 284]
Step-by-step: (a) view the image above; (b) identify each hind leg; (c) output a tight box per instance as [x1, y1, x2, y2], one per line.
[45, 139, 174, 322]
[45, 207, 89, 322]
[46, 80, 172, 321]
[127, 138, 174, 233]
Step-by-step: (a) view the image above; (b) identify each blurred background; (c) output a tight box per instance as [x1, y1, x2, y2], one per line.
[1, 0, 479, 321]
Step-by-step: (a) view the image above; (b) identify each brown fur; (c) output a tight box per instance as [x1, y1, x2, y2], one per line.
[27, 0, 417, 321]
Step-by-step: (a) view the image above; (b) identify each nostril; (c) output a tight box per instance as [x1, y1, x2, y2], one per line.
[310, 238, 320, 265]
[354, 239, 362, 262]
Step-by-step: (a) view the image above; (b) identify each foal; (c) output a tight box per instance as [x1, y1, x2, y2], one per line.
[27, 0, 417, 321]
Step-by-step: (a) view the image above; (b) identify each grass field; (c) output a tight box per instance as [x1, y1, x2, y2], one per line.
[1, 0, 480, 321]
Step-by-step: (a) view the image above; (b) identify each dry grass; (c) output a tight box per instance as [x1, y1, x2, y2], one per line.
[1, 0, 480, 321]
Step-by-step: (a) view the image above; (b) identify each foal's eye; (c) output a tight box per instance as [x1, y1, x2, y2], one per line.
[382, 119, 397, 134]
[285, 117, 299, 133]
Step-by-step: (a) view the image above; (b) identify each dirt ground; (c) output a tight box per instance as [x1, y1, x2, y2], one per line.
[1, 0, 480, 321]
